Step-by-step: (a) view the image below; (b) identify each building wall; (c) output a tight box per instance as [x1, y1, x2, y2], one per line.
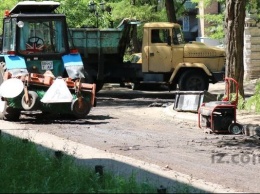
[244, 13, 260, 80]
[198, 0, 219, 37]
[181, 0, 198, 42]
[181, 0, 221, 43]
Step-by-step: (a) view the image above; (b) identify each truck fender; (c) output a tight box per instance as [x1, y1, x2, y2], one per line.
[169, 62, 212, 83]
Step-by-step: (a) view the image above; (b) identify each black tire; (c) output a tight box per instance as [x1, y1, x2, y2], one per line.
[168, 83, 177, 91]
[95, 81, 104, 93]
[71, 98, 91, 119]
[132, 82, 141, 90]
[2, 106, 21, 121]
[178, 69, 209, 91]
[228, 123, 243, 135]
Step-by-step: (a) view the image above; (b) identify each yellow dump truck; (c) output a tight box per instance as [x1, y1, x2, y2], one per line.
[71, 20, 225, 91]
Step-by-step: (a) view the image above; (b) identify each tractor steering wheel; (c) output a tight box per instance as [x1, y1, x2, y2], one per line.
[28, 36, 44, 45]
[27, 36, 45, 52]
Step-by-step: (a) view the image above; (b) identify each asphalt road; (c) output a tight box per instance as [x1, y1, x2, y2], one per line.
[1, 82, 260, 193]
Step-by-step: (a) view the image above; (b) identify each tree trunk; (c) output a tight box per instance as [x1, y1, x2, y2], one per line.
[224, 0, 246, 98]
[165, 0, 177, 22]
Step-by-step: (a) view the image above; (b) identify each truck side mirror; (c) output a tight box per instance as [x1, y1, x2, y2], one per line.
[167, 36, 171, 45]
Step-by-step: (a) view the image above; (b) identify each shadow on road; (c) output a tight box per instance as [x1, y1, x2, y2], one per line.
[18, 112, 115, 125]
[96, 97, 173, 107]
[97, 85, 176, 100]
[96, 86, 175, 108]
[1, 131, 220, 193]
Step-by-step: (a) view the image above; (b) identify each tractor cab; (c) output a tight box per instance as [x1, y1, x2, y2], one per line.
[2, 1, 70, 77]
[0, 1, 96, 121]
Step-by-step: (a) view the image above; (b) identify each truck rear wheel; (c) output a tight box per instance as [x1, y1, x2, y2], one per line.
[178, 70, 209, 91]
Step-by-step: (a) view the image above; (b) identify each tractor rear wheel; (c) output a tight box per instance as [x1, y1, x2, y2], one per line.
[0, 106, 21, 121]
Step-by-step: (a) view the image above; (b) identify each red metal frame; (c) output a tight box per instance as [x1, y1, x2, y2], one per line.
[223, 77, 239, 106]
[198, 77, 239, 132]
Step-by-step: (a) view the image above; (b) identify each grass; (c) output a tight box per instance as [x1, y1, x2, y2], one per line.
[0, 134, 156, 193]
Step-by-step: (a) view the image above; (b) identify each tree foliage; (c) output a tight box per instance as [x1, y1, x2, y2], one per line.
[110, 0, 164, 24]
[0, 0, 18, 32]
[191, 0, 259, 40]
[57, 0, 91, 28]
[0, 0, 188, 33]
[202, 13, 224, 39]
[245, 80, 260, 113]
[0, 0, 259, 102]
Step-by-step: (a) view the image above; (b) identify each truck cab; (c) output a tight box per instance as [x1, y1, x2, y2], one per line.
[142, 22, 225, 91]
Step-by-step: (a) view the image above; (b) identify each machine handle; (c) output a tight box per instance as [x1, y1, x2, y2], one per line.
[224, 77, 239, 107]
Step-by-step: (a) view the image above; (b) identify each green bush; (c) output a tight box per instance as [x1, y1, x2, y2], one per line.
[245, 80, 260, 113]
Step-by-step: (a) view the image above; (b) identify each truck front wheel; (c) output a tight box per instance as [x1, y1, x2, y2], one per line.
[178, 70, 209, 91]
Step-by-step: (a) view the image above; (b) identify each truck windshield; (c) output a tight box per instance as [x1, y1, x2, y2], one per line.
[2, 18, 16, 54]
[18, 19, 66, 55]
[173, 27, 185, 44]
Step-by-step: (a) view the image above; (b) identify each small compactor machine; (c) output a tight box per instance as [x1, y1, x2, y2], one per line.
[198, 77, 243, 134]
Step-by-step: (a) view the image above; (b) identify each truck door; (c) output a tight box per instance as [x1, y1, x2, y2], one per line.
[147, 28, 172, 72]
